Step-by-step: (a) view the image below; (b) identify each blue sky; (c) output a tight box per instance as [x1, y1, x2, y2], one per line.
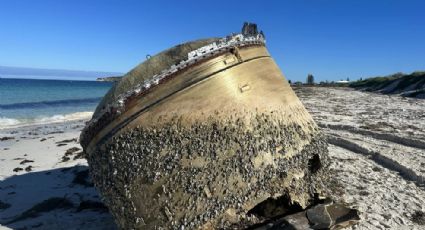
[0, 0, 424, 82]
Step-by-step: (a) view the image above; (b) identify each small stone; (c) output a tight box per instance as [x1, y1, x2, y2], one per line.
[306, 204, 332, 229]
[20, 159, 34, 165]
[13, 167, 23, 172]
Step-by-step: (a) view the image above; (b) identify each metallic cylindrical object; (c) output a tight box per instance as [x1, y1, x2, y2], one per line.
[81, 24, 329, 229]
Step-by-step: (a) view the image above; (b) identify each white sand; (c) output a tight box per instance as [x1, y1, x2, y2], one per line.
[1, 87, 424, 229]
[0, 120, 116, 230]
[295, 87, 425, 229]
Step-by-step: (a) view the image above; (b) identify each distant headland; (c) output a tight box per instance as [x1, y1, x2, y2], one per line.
[96, 76, 122, 82]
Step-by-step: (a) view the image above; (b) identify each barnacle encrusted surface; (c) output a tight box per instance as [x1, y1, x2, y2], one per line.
[86, 111, 329, 229]
[82, 24, 331, 229]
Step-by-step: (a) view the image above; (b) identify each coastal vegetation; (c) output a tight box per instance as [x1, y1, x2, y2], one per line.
[349, 71, 425, 98]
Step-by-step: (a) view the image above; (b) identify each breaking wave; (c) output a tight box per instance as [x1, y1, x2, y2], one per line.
[0, 112, 93, 129]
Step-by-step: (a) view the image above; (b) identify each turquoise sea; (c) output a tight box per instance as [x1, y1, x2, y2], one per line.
[0, 78, 113, 129]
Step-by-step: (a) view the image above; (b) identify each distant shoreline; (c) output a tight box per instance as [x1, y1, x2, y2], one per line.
[0, 76, 109, 82]
[96, 76, 122, 82]
[0, 65, 123, 81]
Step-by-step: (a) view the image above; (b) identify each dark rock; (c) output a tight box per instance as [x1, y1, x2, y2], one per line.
[282, 212, 311, 229]
[305, 201, 360, 230]
[61, 156, 70, 162]
[251, 201, 359, 229]
[306, 204, 332, 229]
[61, 147, 82, 162]
[65, 147, 81, 155]
[0, 136, 14, 141]
[13, 167, 23, 172]
[247, 194, 303, 219]
[47, 130, 64, 134]
[56, 138, 77, 144]
[20, 159, 34, 165]
[251, 211, 310, 230]
[73, 151, 85, 160]
[326, 203, 360, 229]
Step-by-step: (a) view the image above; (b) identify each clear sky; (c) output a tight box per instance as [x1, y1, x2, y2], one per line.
[0, 0, 424, 82]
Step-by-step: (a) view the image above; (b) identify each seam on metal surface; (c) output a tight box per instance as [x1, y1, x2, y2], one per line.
[91, 55, 271, 149]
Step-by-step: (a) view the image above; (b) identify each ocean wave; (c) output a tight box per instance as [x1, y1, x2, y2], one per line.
[0, 97, 103, 110]
[0, 112, 93, 129]
[0, 117, 21, 127]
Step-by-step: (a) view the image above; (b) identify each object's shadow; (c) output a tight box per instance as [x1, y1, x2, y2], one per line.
[0, 166, 116, 229]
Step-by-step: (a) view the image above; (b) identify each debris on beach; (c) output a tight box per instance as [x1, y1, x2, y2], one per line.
[12, 167, 23, 172]
[80, 23, 357, 229]
[56, 138, 78, 144]
[0, 136, 14, 141]
[61, 147, 83, 162]
[19, 159, 34, 165]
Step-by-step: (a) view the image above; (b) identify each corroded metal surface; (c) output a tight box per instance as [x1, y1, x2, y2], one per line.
[81, 24, 331, 229]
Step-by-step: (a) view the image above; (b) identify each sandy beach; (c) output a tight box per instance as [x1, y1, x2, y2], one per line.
[0, 118, 116, 229]
[1, 0, 424, 228]
[295, 87, 425, 229]
[1, 87, 425, 229]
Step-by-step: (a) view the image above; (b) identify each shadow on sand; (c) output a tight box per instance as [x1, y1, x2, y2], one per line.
[0, 165, 116, 229]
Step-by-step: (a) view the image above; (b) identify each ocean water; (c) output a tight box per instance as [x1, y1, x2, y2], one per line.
[0, 78, 113, 129]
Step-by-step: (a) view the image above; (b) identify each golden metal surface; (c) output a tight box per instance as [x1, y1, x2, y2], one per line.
[87, 46, 313, 152]
[83, 41, 330, 229]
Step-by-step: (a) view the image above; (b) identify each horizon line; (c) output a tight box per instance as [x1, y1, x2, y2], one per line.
[0, 65, 124, 75]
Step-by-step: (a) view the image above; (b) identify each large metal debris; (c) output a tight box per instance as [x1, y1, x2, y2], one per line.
[81, 23, 338, 229]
